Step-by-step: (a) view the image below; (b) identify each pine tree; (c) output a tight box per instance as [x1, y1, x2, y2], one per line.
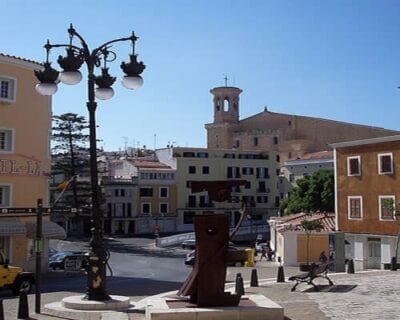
[51, 113, 92, 235]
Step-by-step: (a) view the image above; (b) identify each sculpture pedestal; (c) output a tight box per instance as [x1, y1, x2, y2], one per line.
[144, 294, 284, 320]
[44, 295, 132, 320]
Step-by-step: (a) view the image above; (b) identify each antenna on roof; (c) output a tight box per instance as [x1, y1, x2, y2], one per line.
[223, 74, 228, 87]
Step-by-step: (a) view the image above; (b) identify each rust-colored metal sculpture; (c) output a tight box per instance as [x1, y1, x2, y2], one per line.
[177, 180, 247, 307]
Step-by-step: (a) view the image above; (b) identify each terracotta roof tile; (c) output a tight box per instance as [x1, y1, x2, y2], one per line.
[297, 150, 333, 161]
[272, 212, 336, 232]
[129, 159, 171, 169]
[0, 52, 42, 66]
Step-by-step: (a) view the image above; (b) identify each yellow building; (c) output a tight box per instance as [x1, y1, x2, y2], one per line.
[156, 147, 278, 239]
[0, 53, 65, 271]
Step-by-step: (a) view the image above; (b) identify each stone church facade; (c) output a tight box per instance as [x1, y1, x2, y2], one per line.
[205, 86, 399, 164]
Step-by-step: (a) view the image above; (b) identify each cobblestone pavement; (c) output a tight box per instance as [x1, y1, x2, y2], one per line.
[306, 271, 400, 320]
[4, 267, 400, 320]
[3, 240, 400, 320]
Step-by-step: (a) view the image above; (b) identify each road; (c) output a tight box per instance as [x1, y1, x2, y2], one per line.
[45, 237, 192, 295]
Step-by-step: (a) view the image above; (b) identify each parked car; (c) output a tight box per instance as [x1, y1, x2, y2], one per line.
[181, 239, 196, 250]
[48, 251, 88, 270]
[185, 246, 247, 267]
[255, 242, 269, 252]
[182, 239, 235, 250]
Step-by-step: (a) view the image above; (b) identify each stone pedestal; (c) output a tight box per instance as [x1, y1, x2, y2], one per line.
[144, 294, 284, 320]
[44, 295, 132, 320]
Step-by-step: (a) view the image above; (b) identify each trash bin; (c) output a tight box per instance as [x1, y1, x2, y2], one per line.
[245, 248, 255, 267]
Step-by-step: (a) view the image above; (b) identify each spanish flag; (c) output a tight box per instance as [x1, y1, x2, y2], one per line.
[57, 179, 71, 192]
[54, 175, 77, 204]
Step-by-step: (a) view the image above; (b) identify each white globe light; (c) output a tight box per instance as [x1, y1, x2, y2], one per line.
[122, 75, 143, 90]
[95, 87, 114, 100]
[35, 83, 58, 96]
[59, 71, 82, 85]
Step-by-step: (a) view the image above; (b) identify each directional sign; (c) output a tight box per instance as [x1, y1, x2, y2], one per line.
[1, 208, 51, 214]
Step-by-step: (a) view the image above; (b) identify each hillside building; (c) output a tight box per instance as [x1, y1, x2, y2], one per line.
[205, 86, 399, 165]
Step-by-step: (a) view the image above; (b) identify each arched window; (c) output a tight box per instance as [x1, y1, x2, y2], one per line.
[223, 97, 229, 111]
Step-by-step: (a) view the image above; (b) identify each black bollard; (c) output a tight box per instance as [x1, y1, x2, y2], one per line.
[277, 266, 285, 282]
[235, 273, 245, 296]
[391, 257, 397, 271]
[17, 290, 29, 320]
[0, 299, 4, 320]
[250, 268, 259, 287]
[347, 259, 355, 274]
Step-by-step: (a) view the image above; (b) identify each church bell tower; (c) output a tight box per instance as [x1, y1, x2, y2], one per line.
[205, 85, 242, 149]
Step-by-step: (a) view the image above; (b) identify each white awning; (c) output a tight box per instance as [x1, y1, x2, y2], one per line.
[25, 221, 66, 239]
[0, 219, 26, 236]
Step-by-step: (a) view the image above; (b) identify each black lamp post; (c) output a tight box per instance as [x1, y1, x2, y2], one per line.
[34, 24, 145, 301]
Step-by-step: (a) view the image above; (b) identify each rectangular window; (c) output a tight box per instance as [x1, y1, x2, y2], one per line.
[274, 196, 280, 207]
[223, 153, 236, 159]
[256, 167, 269, 179]
[197, 152, 208, 158]
[253, 137, 258, 146]
[0, 129, 13, 152]
[0, 185, 11, 207]
[289, 174, 295, 183]
[348, 196, 363, 219]
[141, 203, 151, 214]
[257, 181, 266, 193]
[379, 195, 395, 221]
[160, 203, 168, 214]
[188, 195, 196, 207]
[160, 187, 168, 198]
[0, 77, 16, 102]
[202, 166, 210, 174]
[188, 166, 196, 174]
[256, 196, 268, 203]
[227, 167, 240, 178]
[347, 156, 361, 176]
[199, 195, 210, 207]
[183, 152, 195, 157]
[378, 153, 393, 174]
[140, 187, 153, 197]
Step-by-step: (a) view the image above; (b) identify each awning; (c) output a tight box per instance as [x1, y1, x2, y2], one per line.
[25, 221, 66, 239]
[0, 219, 26, 236]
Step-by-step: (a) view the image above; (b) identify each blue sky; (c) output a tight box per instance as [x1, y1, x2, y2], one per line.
[3, 1, 400, 151]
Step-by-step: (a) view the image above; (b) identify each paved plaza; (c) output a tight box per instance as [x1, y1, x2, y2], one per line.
[2, 265, 400, 320]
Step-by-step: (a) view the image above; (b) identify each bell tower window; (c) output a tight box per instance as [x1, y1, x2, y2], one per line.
[223, 97, 229, 111]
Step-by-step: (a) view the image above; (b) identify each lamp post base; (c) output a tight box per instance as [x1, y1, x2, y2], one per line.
[85, 254, 110, 301]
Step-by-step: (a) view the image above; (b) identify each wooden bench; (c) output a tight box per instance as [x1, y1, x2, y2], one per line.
[288, 262, 334, 291]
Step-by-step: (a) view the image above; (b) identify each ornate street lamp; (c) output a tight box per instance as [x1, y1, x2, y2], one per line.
[35, 24, 145, 301]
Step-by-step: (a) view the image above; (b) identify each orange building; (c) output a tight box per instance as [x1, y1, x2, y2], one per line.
[332, 135, 400, 270]
[0, 53, 64, 270]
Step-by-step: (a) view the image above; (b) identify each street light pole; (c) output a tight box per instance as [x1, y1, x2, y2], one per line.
[34, 24, 145, 301]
